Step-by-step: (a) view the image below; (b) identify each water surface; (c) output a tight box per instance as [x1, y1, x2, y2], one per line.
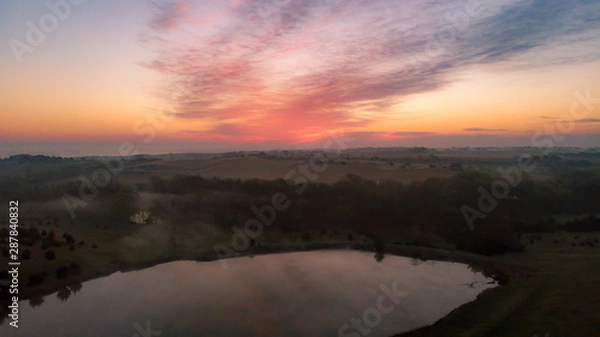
[1, 250, 496, 337]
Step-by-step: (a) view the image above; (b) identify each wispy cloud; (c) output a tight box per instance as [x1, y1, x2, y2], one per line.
[541, 117, 600, 123]
[141, 0, 600, 143]
[463, 128, 508, 132]
[574, 118, 600, 123]
[148, 1, 188, 32]
[393, 131, 438, 137]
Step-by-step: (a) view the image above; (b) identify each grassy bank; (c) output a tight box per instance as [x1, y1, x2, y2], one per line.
[3, 224, 600, 337]
[8, 237, 504, 301]
[395, 231, 600, 337]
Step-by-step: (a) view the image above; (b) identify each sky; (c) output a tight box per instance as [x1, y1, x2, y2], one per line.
[1, 0, 599, 156]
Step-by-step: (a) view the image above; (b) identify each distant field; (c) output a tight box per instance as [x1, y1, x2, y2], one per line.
[124, 156, 459, 183]
[116, 148, 600, 185]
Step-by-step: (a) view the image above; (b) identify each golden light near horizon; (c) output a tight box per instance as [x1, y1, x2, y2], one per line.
[394, 61, 600, 136]
[1, 0, 599, 155]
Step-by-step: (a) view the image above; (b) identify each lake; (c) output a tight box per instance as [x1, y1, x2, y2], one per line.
[1, 250, 496, 336]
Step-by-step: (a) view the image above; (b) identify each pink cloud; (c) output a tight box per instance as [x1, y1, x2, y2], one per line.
[148, 1, 188, 33]
[141, 0, 600, 145]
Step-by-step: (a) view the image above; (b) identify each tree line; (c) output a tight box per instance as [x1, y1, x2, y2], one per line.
[147, 170, 600, 255]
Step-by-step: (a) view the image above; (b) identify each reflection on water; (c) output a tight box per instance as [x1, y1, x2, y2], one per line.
[0, 250, 496, 337]
[56, 288, 71, 302]
[28, 296, 44, 308]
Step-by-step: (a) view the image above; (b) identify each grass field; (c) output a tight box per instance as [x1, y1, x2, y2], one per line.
[120, 150, 599, 185]
[397, 232, 600, 337]
[124, 156, 459, 183]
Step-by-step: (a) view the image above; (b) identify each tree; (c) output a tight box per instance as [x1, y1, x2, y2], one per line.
[56, 265, 69, 279]
[57, 287, 71, 302]
[63, 233, 75, 244]
[45, 250, 56, 260]
[29, 296, 44, 307]
[109, 191, 138, 220]
[70, 262, 82, 275]
[68, 282, 83, 293]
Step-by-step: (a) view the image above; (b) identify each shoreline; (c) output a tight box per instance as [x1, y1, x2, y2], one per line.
[0, 240, 526, 336]
[11, 241, 510, 302]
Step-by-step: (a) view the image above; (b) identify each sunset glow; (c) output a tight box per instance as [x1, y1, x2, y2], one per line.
[1, 0, 599, 156]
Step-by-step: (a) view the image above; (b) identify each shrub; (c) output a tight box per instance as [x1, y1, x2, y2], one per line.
[28, 272, 47, 286]
[56, 265, 69, 279]
[564, 215, 600, 232]
[457, 225, 523, 256]
[63, 233, 75, 244]
[70, 262, 81, 275]
[300, 233, 311, 242]
[45, 250, 56, 260]
[29, 296, 44, 307]
[408, 237, 433, 248]
[21, 238, 35, 246]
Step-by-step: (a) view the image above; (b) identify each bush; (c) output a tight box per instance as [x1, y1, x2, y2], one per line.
[28, 272, 47, 286]
[56, 265, 69, 279]
[70, 262, 81, 275]
[564, 215, 600, 232]
[21, 238, 36, 246]
[457, 225, 523, 256]
[21, 249, 31, 260]
[300, 233, 311, 242]
[408, 237, 433, 248]
[63, 233, 75, 244]
[29, 296, 44, 307]
[45, 250, 56, 260]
